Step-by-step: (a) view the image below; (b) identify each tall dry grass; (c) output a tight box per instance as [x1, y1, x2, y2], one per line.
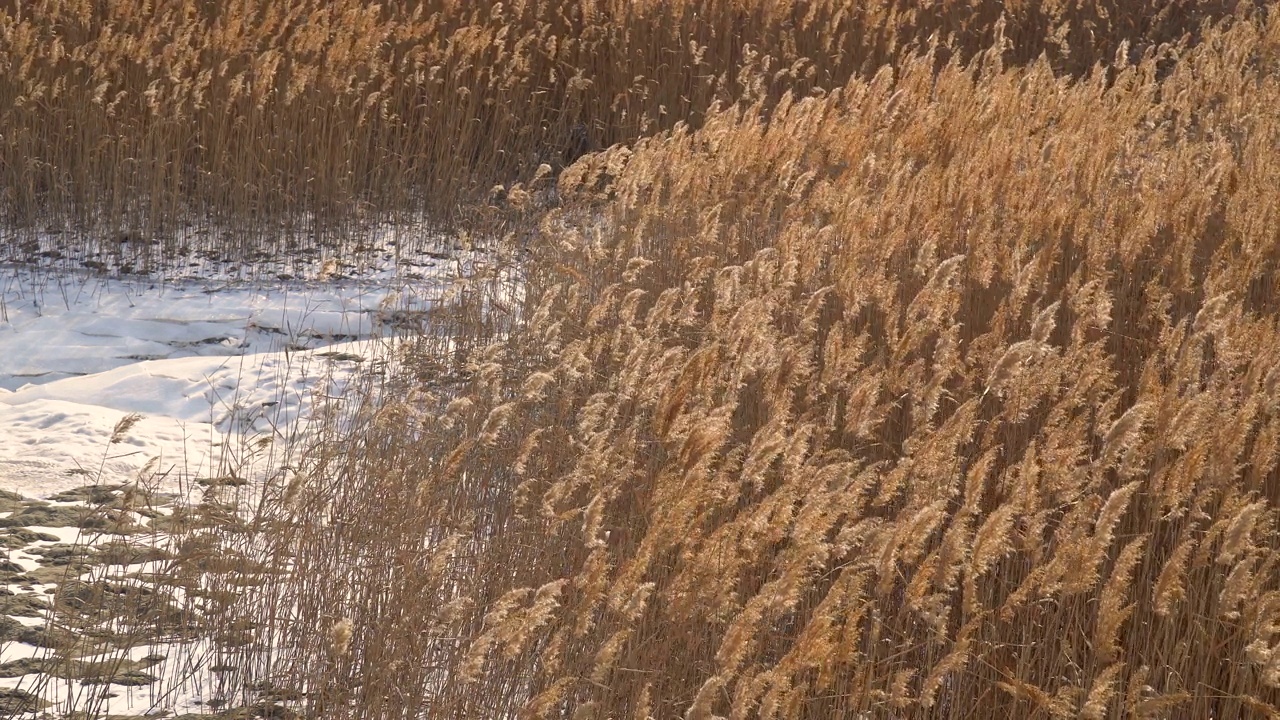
[0, 0, 1262, 255]
[160, 7, 1280, 720]
[12, 1, 1280, 719]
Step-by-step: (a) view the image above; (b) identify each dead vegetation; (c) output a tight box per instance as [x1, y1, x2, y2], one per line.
[8, 1, 1280, 718]
[165, 6, 1280, 719]
[0, 0, 1265, 252]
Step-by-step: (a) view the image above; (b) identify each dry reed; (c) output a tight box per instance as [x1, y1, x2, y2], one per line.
[16, 2, 1280, 720]
[0, 0, 1261, 256]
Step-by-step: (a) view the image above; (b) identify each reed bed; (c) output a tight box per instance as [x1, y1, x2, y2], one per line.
[0, 0, 1261, 256]
[12, 1, 1280, 719]
[147, 6, 1280, 719]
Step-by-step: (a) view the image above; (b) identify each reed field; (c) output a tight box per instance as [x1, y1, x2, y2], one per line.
[5, 0, 1280, 719]
[0, 0, 1262, 248]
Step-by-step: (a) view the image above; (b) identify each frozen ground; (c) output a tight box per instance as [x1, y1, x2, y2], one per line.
[0, 225, 474, 499]
[0, 225, 496, 717]
[0, 272, 396, 500]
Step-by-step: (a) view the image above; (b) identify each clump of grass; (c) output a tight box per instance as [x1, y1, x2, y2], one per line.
[186, 8, 1280, 719]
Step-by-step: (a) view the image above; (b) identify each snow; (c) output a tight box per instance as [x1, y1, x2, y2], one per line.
[0, 233, 464, 500]
[0, 226, 494, 717]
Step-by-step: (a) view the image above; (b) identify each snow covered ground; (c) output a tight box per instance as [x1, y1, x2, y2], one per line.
[0, 272, 392, 500]
[0, 226, 472, 499]
[0, 225, 494, 717]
